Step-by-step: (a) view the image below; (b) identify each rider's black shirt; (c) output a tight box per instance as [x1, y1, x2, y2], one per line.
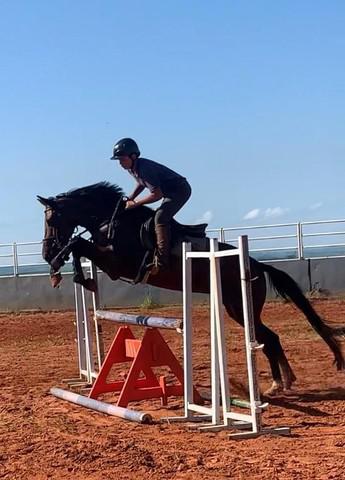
[129, 157, 186, 196]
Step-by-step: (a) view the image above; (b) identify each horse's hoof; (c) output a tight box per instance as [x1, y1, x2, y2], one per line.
[283, 377, 297, 390]
[264, 382, 284, 397]
[83, 278, 98, 292]
[50, 273, 62, 288]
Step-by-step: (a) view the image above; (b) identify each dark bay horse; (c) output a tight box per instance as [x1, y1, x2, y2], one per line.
[37, 182, 345, 396]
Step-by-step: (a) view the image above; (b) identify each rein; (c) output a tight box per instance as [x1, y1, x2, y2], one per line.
[107, 197, 127, 242]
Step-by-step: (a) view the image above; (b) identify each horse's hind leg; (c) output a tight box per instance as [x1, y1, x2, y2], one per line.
[226, 305, 296, 396]
[278, 350, 296, 390]
[256, 323, 296, 395]
[255, 323, 284, 396]
[224, 300, 286, 396]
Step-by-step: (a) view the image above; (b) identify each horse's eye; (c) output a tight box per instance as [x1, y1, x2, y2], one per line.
[46, 209, 53, 221]
[46, 209, 58, 226]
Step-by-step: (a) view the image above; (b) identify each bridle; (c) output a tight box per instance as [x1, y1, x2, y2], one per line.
[42, 206, 88, 268]
[42, 207, 66, 250]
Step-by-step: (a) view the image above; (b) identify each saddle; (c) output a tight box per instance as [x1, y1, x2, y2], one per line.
[140, 216, 207, 252]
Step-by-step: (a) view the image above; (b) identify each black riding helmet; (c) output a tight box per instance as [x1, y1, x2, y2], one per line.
[111, 138, 140, 159]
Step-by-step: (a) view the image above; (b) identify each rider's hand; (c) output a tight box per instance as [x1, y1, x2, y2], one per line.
[125, 200, 137, 210]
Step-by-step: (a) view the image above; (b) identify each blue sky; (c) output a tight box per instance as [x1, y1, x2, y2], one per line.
[1, 1, 345, 242]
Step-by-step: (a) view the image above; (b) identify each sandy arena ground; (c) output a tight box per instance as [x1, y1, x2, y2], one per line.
[1, 299, 345, 479]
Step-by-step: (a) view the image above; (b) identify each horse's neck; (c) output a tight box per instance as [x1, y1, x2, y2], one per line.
[78, 203, 149, 251]
[78, 205, 112, 231]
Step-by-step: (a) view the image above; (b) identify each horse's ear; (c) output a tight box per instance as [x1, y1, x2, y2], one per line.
[37, 195, 56, 208]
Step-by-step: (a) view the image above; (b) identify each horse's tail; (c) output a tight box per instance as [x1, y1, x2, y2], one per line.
[261, 262, 345, 370]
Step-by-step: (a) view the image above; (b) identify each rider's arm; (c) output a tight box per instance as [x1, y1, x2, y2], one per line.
[128, 182, 145, 201]
[134, 187, 163, 206]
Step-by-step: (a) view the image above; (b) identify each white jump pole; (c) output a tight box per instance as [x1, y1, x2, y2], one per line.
[50, 387, 152, 424]
[73, 283, 95, 384]
[238, 235, 262, 434]
[90, 261, 105, 370]
[94, 310, 182, 330]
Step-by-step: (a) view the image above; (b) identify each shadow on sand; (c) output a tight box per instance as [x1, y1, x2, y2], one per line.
[263, 387, 345, 417]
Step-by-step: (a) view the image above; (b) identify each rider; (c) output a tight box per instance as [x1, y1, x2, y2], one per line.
[110, 137, 191, 273]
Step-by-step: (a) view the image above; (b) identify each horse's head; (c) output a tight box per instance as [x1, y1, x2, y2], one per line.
[38, 182, 126, 273]
[38, 182, 156, 287]
[37, 195, 77, 268]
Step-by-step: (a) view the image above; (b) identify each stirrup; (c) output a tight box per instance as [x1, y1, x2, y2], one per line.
[145, 256, 161, 276]
[132, 251, 169, 285]
[149, 259, 170, 274]
[132, 250, 155, 284]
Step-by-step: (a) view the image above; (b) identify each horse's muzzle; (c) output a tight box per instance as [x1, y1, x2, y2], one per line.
[50, 272, 63, 288]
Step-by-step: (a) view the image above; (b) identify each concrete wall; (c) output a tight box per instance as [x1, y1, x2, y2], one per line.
[0, 273, 199, 312]
[265, 258, 345, 298]
[1, 257, 345, 312]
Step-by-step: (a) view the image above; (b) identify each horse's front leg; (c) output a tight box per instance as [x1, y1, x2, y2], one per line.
[72, 252, 97, 292]
[50, 237, 121, 290]
[49, 237, 97, 291]
[69, 237, 117, 291]
[49, 242, 75, 288]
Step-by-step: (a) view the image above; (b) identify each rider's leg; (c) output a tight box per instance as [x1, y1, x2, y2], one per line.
[153, 181, 192, 272]
[154, 220, 171, 269]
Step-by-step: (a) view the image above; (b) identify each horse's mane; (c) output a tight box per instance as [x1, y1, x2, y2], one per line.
[55, 182, 153, 222]
[56, 182, 124, 205]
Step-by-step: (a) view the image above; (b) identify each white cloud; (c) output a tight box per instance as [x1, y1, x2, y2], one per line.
[195, 210, 213, 224]
[244, 206, 290, 221]
[310, 202, 323, 210]
[243, 208, 261, 220]
[264, 207, 289, 218]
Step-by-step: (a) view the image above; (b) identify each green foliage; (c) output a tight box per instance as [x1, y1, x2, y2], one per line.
[139, 291, 161, 309]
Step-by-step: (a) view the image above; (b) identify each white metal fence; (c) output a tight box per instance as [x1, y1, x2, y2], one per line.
[0, 241, 48, 277]
[207, 219, 345, 262]
[2, 218, 345, 277]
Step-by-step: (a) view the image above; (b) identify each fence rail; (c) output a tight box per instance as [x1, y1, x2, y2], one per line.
[2, 218, 345, 277]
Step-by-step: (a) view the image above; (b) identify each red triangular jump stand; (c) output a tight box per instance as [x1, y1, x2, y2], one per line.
[89, 326, 202, 407]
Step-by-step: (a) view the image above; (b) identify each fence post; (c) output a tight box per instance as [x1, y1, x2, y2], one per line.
[296, 222, 303, 259]
[12, 242, 19, 277]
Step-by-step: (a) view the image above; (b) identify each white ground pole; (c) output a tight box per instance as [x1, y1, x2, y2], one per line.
[168, 236, 290, 439]
[50, 387, 152, 424]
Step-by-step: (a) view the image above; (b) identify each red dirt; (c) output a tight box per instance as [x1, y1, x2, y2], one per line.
[1, 300, 345, 479]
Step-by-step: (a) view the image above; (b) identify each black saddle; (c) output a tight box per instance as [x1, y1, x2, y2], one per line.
[140, 216, 207, 251]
